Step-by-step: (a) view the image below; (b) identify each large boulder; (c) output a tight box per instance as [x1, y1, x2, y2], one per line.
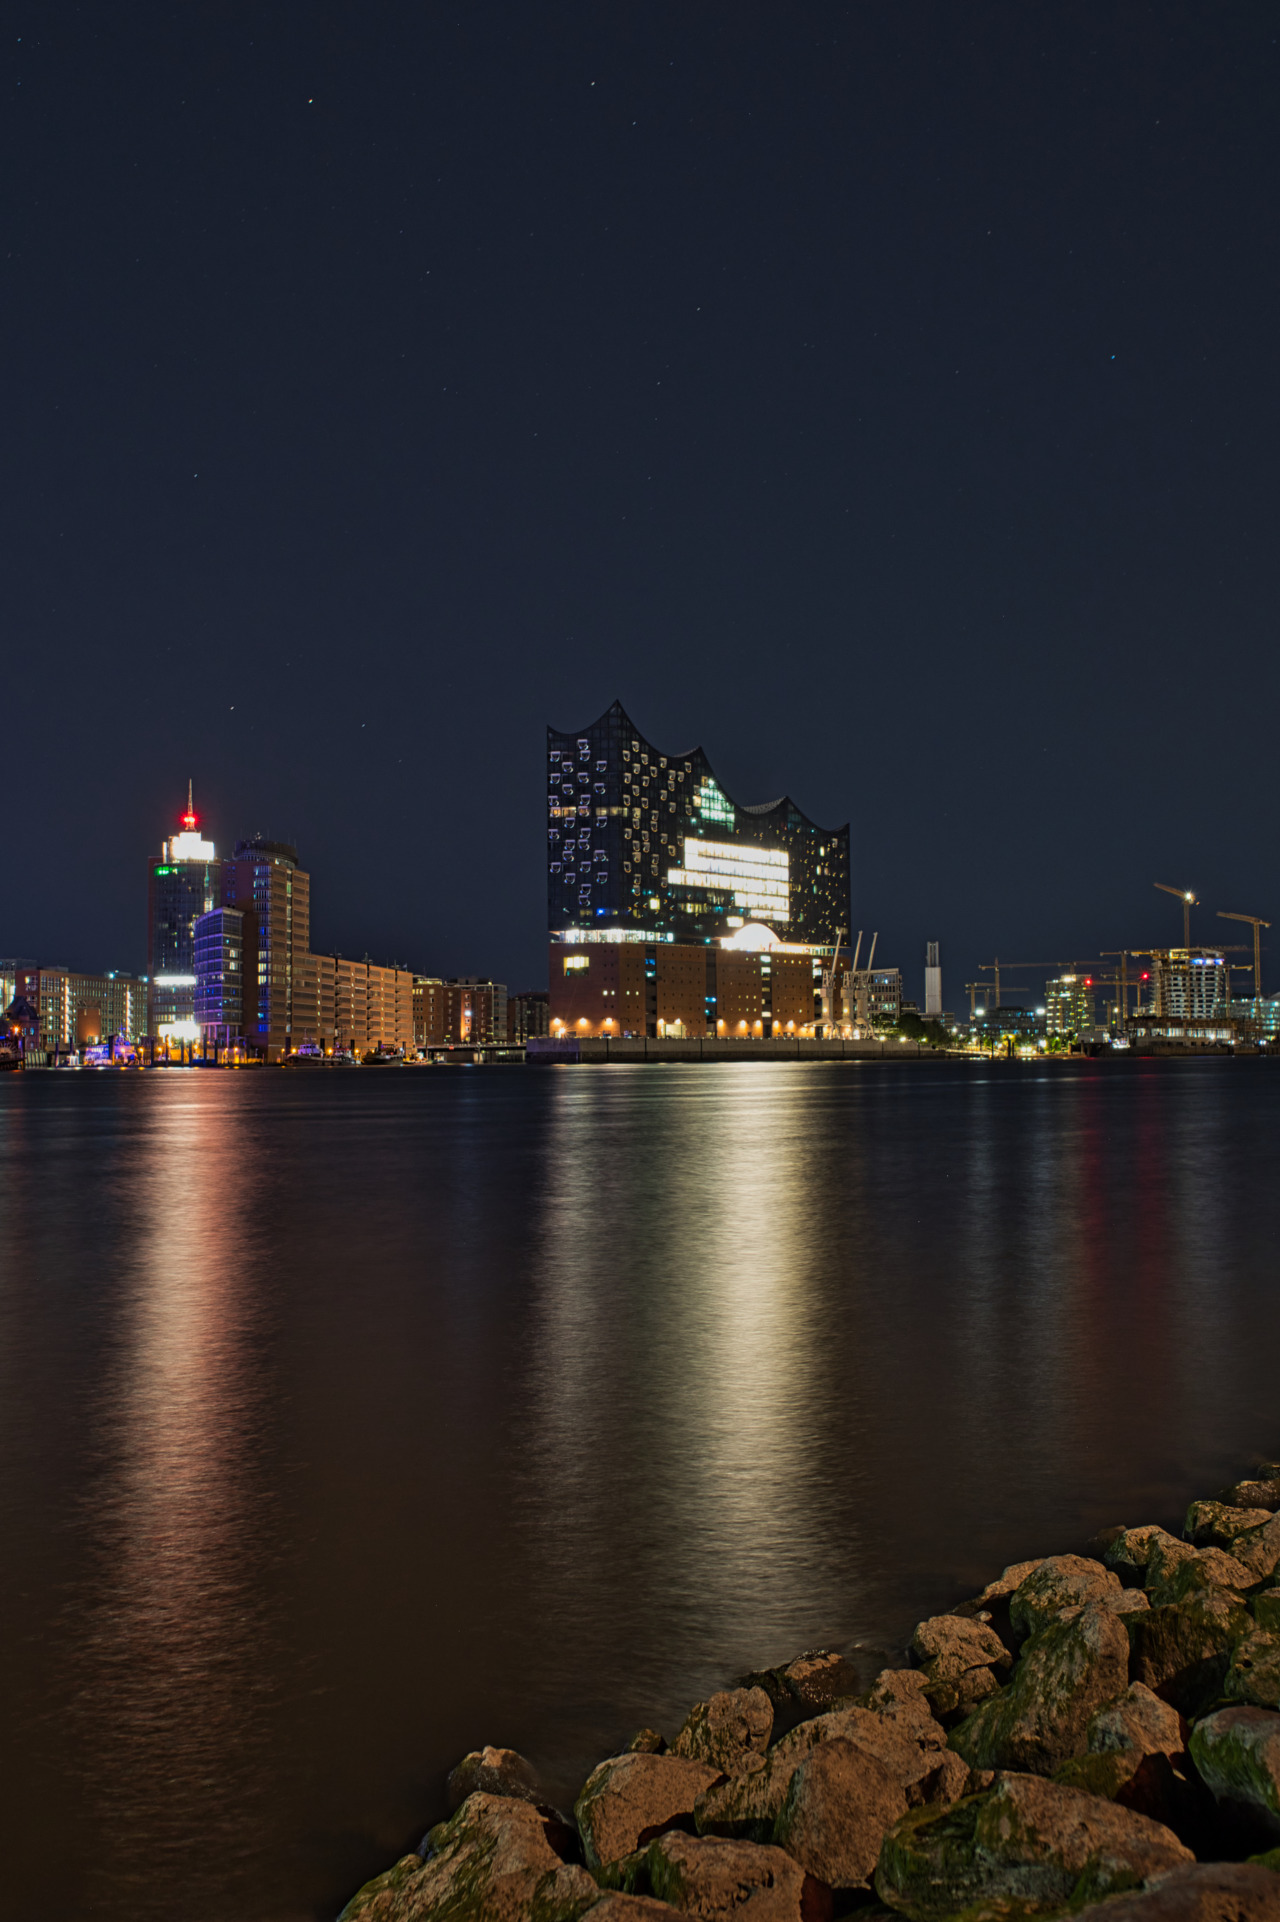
[772, 1737, 908, 1892]
[338, 1792, 598, 1922]
[671, 1688, 773, 1774]
[1147, 1548, 1255, 1609]
[1088, 1683, 1186, 1760]
[1188, 1706, 1280, 1838]
[576, 1754, 724, 1874]
[1232, 1515, 1280, 1583]
[446, 1745, 544, 1813]
[1220, 1468, 1280, 1512]
[1258, 1592, 1280, 1634]
[862, 1670, 951, 1749]
[948, 1600, 1131, 1775]
[739, 1650, 870, 1727]
[1070, 1861, 1280, 1919]
[1225, 1630, 1280, 1709]
[970, 1559, 1047, 1606]
[1010, 1556, 1123, 1637]
[643, 1829, 832, 1920]
[696, 1700, 959, 1843]
[909, 1616, 1010, 1716]
[589, 1901, 681, 1919]
[874, 1771, 1193, 1920]
[1184, 1500, 1274, 1548]
[1105, 1528, 1185, 1585]
[1133, 1587, 1254, 1716]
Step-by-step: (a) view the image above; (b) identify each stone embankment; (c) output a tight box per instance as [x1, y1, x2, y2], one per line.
[339, 1466, 1280, 1920]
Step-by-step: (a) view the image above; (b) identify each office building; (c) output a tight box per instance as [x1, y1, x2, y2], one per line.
[508, 991, 550, 1043]
[1045, 974, 1096, 1038]
[551, 928, 832, 1039]
[446, 978, 507, 1045]
[194, 909, 245, 1047]
[1151, 950, 1230, 1022]
[16, 965, 149, 1047]
[147, 784, 221, 1036]
[221, 837, 310, 1062]
[924, 942, 942, 1018]
[547, 700, 850, 947]
[414, 976, 447, 1047]
[326, 956, 414, 1054]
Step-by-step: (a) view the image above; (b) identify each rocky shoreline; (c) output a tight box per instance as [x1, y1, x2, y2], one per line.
[339, 1465, 1280, 1920]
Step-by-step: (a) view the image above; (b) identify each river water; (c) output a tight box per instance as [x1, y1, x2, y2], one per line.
[1, 1059, 1278, 1919]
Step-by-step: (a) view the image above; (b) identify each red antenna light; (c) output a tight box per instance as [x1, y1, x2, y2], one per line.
[181, 777, 197, 830]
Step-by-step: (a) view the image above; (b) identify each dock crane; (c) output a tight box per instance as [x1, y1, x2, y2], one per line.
[821, 927, 847, 1032]
[1217, 910, 1271, 1020]
[1155, 883, 1198, 950]
[978, 958, 1093, 1008]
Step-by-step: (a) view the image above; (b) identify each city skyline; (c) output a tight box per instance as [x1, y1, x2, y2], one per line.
[4, 9, 1277, 1002]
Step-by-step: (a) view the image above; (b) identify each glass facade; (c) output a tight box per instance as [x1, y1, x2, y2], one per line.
[546, 700, 850, 945]
[147, 795, 220, 1034]
[194, 907, 244, 1041]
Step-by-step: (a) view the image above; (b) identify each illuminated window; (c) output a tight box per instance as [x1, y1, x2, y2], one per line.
[564, 956, 589, 973]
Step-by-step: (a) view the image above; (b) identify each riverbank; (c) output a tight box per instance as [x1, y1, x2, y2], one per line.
[340, 1462, 1280, 1920]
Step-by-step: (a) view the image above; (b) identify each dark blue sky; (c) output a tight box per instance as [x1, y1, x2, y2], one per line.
[5, 4, 1277, 1004]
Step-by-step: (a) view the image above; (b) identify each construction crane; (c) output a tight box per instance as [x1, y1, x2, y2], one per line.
[1217, 911, 1271, 1018]
[1155, 883, 1198, 950]
[821, 926, 847, 1032]
[978, 958, 1092, 1008]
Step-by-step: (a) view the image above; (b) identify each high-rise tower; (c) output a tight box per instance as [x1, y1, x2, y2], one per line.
[147, 782, 220, 1037]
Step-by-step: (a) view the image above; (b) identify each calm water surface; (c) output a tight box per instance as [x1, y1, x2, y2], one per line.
[1, 1060, 1278, 1919]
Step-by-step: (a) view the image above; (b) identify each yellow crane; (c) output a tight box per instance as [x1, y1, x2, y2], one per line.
[1154, 882, 1198, 950]
[1217, 910, 1271, 1020]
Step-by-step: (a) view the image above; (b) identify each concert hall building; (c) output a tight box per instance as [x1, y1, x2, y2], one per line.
[547, 701, 851, 1037]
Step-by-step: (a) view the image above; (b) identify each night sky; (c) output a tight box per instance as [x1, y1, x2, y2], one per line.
[6, 5, 1278, 1007]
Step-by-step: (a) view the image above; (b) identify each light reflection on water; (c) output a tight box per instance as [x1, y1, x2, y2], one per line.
[1, 1061, 1279, 1921]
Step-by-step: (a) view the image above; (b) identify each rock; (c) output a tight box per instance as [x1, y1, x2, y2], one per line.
[973, 1559, 1048, 1605]
[874, 1771, 1193, 1920]
[589, 1900, 681, 1919]
[1070, 1861, 1280, 1919]
[1185, 1500, 1274, 1548]
[1225, 1631, 1280, 1710]
[629, 1730, 668, 1756]
[1222, 1476, 1280, 1513]
[1010, 1556, 1123, 1637]
[740, 1651, 868, 1723]
[1231, 1516, 1280, 1583]
[1145, 1536, 1200, 1599]
[577, 1754, 725, 1874]
[338, 1792, 598, 1922]
[644, 1829, 833, 1919]
[1257, 1592, 1280, 1635]
[1106, 1527, 1185, 1583]
[909, 1616, 1011, 1716]
[1148, 1548, 1255, 1609]
[1088, 1683, 1186, 1760]
[772, 1737, 908, 1891]
[862, 1670, 949, 1750]
[1051, 1747, 1194, 1832]
[672, 1689, 773, 1773]
[1134, 1587, 1254, 1717]
[696, 1702, 951, 1842]
[446, 1744, 544, 1813]
[1188, 1705, 1280, 1839]
[949, 1600, 1131, 1775]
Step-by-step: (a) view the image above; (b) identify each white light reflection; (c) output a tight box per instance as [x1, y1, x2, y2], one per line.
[520, 1067, 849, 1742]
[75, 1079, 285, 1913]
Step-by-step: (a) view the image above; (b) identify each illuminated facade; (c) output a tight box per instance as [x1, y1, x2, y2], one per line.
[547, 700, 849, 946]
[1045, 974, 1096, 1037]
[221, 838, 310, 1061]
[147, 784, 220, 1036]
[1151, 950, 1230, 1022]
[194, 908, 244, 1046]
[17, 964, 149, 1047]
